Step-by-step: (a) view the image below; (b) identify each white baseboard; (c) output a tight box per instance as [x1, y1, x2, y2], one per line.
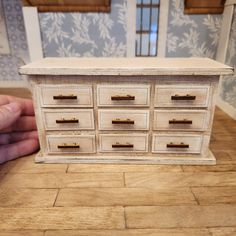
[217, 96, 236, 120]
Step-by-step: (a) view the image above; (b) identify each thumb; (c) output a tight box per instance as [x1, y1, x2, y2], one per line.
[0, 102, 21, 130]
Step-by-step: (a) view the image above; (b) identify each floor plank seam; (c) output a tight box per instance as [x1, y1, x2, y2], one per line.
[124, 207, 128, 229]
[53, 189, 60, 207]
[189, 187, 200, 205]
[65, 164, 70, 173]
[123, 172, 126, 187]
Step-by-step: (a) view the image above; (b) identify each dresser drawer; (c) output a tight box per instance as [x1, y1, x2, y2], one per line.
[98, 109, 149, 130]
[97, 85, 150, 107]
[152, 134, 203, 154]
[46, 135, 96, 154]
[154, 85, 210, 107]
[40, 85, 93, 107]
[99, 134, 148, 152]
[153, 110, 209, 131]
[42, 109, 94, 130]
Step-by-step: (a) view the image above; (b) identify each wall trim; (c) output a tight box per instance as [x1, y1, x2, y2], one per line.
[217, 97, 236, 120]
[157, 0, 169, 57]
[215, 3, 234, 62]
[22, 7, 43, 62]
[126, 0, 136, 57]
[225, 0, 236, 6]
[216, 1, 236, 119]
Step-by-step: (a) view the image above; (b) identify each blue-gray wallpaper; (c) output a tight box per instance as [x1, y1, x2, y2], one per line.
[39, 0, 127, 57]
[0, 0, 28, 82]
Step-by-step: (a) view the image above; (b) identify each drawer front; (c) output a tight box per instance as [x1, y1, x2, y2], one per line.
[98, 110, 149, 130]
[152, 134, 203, 154]
[47, 135, 96, 154]
[99, 134, 148, 152]
[97, 85, 150, 107]
[153, 110, 209, 131]
[40, 85, 93, 107]
[154, 85, 210, 107]
[42, 109, 94, 130]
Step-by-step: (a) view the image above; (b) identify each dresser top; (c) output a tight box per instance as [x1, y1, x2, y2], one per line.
[19, 57, 233, 76]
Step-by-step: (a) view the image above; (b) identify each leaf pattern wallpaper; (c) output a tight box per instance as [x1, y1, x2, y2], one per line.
[0, 0, 29, 82]
[166, 0, 222, 58]
[0, 0, 235, 111]
[38, 0, 127, 57]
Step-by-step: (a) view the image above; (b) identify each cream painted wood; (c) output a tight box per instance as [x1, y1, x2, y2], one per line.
[20, 58, 233, 165]
[153, 110, 210, 131]
[22, 7, 43, 62]
[99, 134, 148, 153]
[152, 134, 204, 154]
[42, 109, 95, 130]
[98, 110, 150, 131]
[154, 85, 211, 108]
[40, 85, 93, 107]
[46, 135, 96, 154]
[97, 85, 150, 107]
[19, 58, 233, 76]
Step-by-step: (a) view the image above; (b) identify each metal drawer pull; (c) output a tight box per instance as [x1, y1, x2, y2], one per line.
[58, 143, 80, 149]
[112, 142, 134, 148]
[167, 142, 189, 148]
[169, 119, 192, 124]
[112, 118, 135, 124]
[56, 118, 79, 124]
[111, 95, 135, 101]
[53, 94, 77, 100]
[171, 94, 196, 100]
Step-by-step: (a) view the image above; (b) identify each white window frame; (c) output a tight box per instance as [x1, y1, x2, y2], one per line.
[127, 0, 169, 57]
[22, 7, 43, 62]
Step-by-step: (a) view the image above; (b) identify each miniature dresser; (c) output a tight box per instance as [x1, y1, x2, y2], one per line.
[19, 58, 233, 165]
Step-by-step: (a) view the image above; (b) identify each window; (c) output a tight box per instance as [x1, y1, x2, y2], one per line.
[136, 0, 160, 57]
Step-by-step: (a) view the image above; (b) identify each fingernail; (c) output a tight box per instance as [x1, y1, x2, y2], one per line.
[5, 102, 21, 113]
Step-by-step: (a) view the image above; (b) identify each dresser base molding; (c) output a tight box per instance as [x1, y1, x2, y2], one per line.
[35, 150, 216, 165]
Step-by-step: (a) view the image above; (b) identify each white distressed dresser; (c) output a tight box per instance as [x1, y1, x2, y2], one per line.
[19, 58, 233, 165]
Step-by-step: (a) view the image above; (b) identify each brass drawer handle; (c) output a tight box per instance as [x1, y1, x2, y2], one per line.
[169, 119, 192, 124]
[111, 95, 135, 101]
[53, 94, 77, 100]
[112, 118, 135, 124]
[167, 142, 189, 148]
[58, 143, 80, 149]
[112, 142, 134, 148]
[56, 118, 79, 124]
[171, 94, 196, 101]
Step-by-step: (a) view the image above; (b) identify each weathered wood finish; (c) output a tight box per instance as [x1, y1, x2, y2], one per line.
[20, 58, 233, 164]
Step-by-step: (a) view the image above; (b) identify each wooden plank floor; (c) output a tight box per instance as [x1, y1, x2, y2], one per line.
[0, 88, 236, 235]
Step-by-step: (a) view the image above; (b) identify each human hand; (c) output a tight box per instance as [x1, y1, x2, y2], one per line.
[0, 95, 39, 164]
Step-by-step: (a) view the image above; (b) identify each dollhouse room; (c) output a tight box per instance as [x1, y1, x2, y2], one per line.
[0, 0, 236, 235]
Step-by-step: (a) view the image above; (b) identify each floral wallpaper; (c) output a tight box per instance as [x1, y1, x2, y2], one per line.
[0, 0, 28, 81]
[220, 7, 236, 109]
[38, 0, 127, 57]
[166, 0, 222, 58]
